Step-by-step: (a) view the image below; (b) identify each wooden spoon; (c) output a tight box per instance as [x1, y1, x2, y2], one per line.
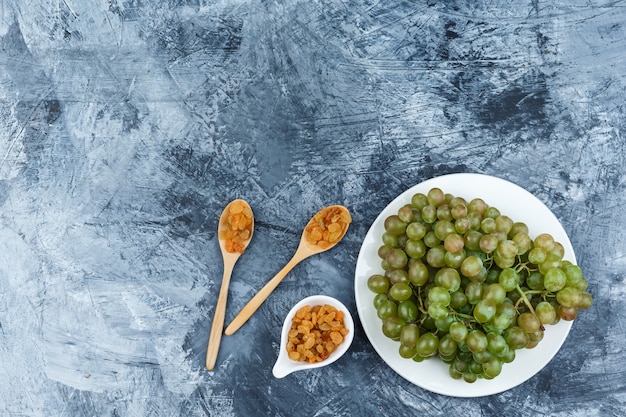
[224, 205, 351, 336]
[206, 199, 254, 371]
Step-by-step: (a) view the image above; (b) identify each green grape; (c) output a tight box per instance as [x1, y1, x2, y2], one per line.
[467, 211, 483, 231]
[578, 292, 593, 310]
[451, 203, 468, 220]
[408, 260, 429, 286]
[382, 316, 404, 340]
[539, 253, 563, 275]
[465, 281, 484, 304]
[527, 247, 547, 265]
[367, 274, 390, 294]
[534, 233, 555, 252]
[482, 357, 503, 378]
[486, 332, 508, 355]
[504, 326, 529, 350]
[485, 269, 500, 284]
[460, 255, 483, 278]
[437, 205, 452, 221]
[397, 299, 419, 322]
[382, 232, 399, 248]
[498, 268, 519, 292]
[484, 206, 500, 219]
[399, 344, 417, 359]
[550, 242, 565, 259]
[428, 303, 449, 320]
[468, 198, 488, 215]
[386, 248, 408, 269]
[473, 299, 497, 323]
[463, 372, 478, 383]
[509, 222, 529, 238]
[415, 332, 439, 357]
[449, 366, 463, 380]
[563, 264, 583, 287]
[422, 205, 437, 224]
[454, 217, 471, 234]
[512, 232, 532, 255]
[464, 230, 483, 251]
[493, 254, 515, 269]
[526, 329, 544, 348]
[517, 312, 541, 333]
[427, 188, 445, 208]
[495, 215, 513, 234]
[406, 222, 427, 240]
[490, 311, 514, 331]
[426, 246, 446, 268]
[574, 277, 589, 292]
[479, 234, 498, 253]
[466, 330, 488, 353]
[404, 238, 427, 259]
[377, 299, 398, 320]
[386, 268, 409, 285]
[435, 315, 455, 332]
[389, 282, 413, 301]
[423, 231, 441, 248]
[525, 272, 544, 291]
[378, 244, 392, 260]
[544, 267, 567, 292]
[557, 305, 578, 321]
[434, 220, 455, 241]
[483, 283, 507, 304]
[556, 287, 583, 308]
[480, 217, 496, 234]
[449, 321, 468, 342]
[496, 240, 518, 259]
[428, 286, 451, 306]
[500, 348, 516, 363]
[491, 230, 507, 242]
[434, 268, 461, 292]
[373, 293, 388, 309]
[400, 323, 420, 347]
[472, 352, 492, 367]
[398, 204, 415, 223]
[450, 291, 468, 310]
[384, 215, 407, 236]
[453, 357, 469, 373]
[444, 248, 466, 269]
[438, 334, 457, 357]
[444, 233, 465, 253]
[535, 301, 556, 325]
[411, 193, 429, 210]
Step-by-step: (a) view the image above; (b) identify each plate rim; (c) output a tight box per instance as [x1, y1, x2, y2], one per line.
[354, 172, 575, 397]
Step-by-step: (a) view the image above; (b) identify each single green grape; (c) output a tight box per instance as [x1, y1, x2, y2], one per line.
[415, 332, 439, 358]
[367, 274, 390, 294]
[389, 282, 413, 302]
[384, 215, 407, 236]
[397, 299, 419, 322]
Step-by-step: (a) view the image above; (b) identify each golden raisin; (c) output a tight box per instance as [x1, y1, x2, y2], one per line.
[221, 201, 253, 253]
[305, 206, 352, 249]
[284, 304, 349, 363]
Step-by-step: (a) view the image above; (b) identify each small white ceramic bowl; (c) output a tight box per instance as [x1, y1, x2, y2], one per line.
[272, 295, 354, 378]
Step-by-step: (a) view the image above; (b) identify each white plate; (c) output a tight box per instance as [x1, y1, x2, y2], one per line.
[354, 173, 575, 397]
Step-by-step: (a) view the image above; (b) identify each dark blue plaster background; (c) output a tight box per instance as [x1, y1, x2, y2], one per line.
[1, 1, 625, 416]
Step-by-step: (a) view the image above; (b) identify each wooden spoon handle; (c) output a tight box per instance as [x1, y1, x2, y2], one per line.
[206, 261, 235, 370]
[224, 252, 307, 336]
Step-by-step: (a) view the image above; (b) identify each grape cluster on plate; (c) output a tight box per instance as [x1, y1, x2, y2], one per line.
[367, 187, 593, 383]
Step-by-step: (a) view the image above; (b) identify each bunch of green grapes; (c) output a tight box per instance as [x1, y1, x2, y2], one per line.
[367, 187, 593, 383]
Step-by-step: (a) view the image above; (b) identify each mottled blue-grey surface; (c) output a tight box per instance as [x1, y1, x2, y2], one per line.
[1, 0, 625, 416]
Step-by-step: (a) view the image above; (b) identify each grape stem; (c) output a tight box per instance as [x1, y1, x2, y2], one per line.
[515, 284, 545, 331]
